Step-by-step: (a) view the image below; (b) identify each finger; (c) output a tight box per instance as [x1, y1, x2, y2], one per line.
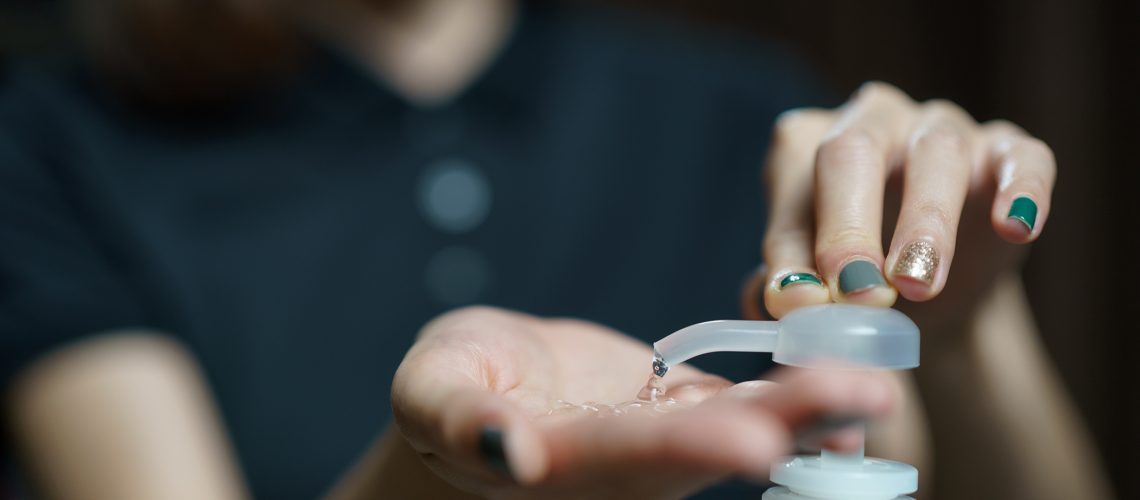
[720, 380, 870, 453]
[721, 376, 881, 453]
[884, 100, 975, 301]
[758, 108, 834, 319]
[394, 307, 553, 487]
[392, 359, 550, 487]
[980, 121, 1056, 242]
[537, 368, 895, 486]
[756, 366, 896, 434]
[814, 82, 916, 305]
[541, 396, 791, 483]
[664, 376, 735, 405]
[668, 368, 895, 461]
[720, 379, 780, 399]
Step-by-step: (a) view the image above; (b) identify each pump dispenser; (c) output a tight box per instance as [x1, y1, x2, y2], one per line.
[652, 304, 921, 500]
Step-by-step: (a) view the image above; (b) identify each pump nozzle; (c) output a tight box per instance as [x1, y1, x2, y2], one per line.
[652, 304, 920, 377]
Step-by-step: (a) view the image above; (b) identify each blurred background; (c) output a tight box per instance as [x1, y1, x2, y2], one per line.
[1, 0, 1136, 497]
[606, 1, 1140, 498]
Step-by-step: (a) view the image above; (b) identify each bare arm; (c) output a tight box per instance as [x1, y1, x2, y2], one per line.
[912, 275, 1113, 499]
[5, 333, 249, 500]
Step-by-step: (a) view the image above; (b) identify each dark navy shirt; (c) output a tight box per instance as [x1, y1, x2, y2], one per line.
[0, 2, 831, 498]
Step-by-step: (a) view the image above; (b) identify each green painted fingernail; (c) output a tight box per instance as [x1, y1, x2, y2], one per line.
[838, 260, 885, 295]
[1007, 196, 1038, 231]
[779, 273, 823, 290]
[479, 426, 513, 479]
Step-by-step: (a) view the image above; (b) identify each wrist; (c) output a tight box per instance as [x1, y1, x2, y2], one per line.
[905, 272, 1026, 365]
[912, 273, 1037, 383]
[907, 307, 976, 372]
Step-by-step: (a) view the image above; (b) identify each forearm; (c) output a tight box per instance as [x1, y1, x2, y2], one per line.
[324, 425, 479, 500]
[913, 274, 1112, 499]
[6, 333, 249, 500]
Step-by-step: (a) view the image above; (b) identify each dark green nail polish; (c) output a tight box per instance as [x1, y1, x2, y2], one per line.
[479, 426, 512, 478]
[838, 260, 885, 295]
[1007, 196, 1038, 231]
[779, 273, 822, 290]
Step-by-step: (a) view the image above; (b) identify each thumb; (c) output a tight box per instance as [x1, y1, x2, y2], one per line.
[391, 350, 549, 490]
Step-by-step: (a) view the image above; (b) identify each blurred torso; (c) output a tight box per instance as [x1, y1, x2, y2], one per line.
[0, 3, 829, 497]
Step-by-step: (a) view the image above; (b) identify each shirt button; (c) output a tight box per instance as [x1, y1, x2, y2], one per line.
[424, 245, 490, 304]
[417, 158, 492, 234]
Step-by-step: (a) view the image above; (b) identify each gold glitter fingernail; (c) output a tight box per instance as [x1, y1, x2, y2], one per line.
[893, 240, 939, 284]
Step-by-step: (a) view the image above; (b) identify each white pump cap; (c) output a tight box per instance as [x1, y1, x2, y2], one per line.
[774, 304, 920, 370]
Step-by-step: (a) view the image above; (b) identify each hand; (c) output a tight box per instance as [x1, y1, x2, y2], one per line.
[391, 306, 897, 500]
[744, 82, 1055, 331]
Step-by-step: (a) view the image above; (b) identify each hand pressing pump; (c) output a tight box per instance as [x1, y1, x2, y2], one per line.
[652, 304, 921, 500]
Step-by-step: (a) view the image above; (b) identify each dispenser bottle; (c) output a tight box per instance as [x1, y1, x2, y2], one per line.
[652, 304, 921, 500]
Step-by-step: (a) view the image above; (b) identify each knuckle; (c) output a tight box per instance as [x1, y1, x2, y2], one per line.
[855, 80, 906, 103]
[820, 225, 876, 252]
[772, 108, 829, 144]
[911, 126, 970, 159]
[763, 226, 812, 263]
[981, 119, 1025, 137]
[921, 98, 956, 112]
[1011, 135, 1056, 164]
[772, 113, 806, 145]
[913, 202, 956, 231]
[817, 128, 880, 168]
[921, 98, 973, 123]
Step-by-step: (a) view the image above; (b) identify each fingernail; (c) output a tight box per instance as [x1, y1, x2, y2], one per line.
[779, 272, 823, 290]
[892, 240, 939, 285]
[838, 260, 886, 295]
[1007, 196, 1038, 232]
[479, 426, 513, 479]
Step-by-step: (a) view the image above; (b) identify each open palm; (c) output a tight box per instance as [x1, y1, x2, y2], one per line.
[391, 307, 896, 500]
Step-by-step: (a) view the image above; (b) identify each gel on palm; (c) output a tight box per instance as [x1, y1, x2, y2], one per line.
[652, 303, 921, 500]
